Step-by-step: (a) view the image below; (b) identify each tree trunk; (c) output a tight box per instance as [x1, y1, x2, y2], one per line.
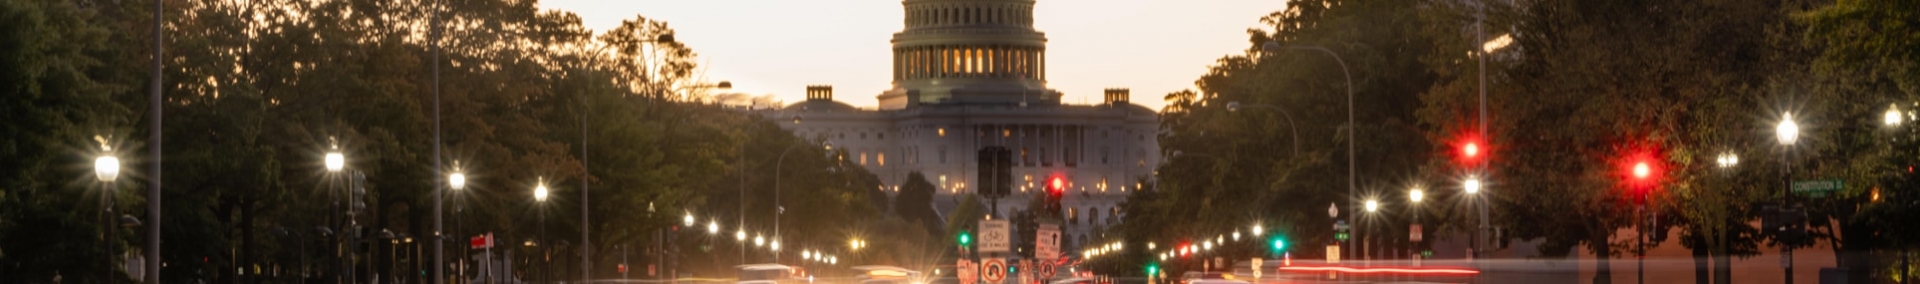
[1714, 227, 1731, 284]
[1594, 231, 1613, 284]
[1693, 233, 1709, 284]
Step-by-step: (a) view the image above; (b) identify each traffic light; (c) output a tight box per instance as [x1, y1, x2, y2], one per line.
[1145, 263, 1160, 276]
[958, 231, 973, 246]
[349, 171, 367, 215]
[1454, 135, 1487, 165]
[1044, 175, 1066, 213]
[1269, 237, 1287, 252]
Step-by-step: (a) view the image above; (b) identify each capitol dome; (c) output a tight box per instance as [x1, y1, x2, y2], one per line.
[878, 0, 1059, 109]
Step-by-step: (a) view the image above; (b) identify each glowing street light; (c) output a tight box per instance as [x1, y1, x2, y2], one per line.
[736, 230, 746, 241]
[1464, 177, 1482, 194]
[1365, 199, 1379, 213]
[324, 141, 345, 173]
[1778, 112, 1800, 145]
[95, 153, 121, 183]
[448, 172, 466, 191]
[1888, 104, 1904, 126]
[534, 181, 550, 201]
[1410, 188, 1425, 203]
[1633, 162, 1652, 180]
[1252, 224, 1264, 236]
[684, 213, 696, 227]
[754, 235, 765, 247]
[1716, 153, 1739, 168]
[707, 221, 719, 234]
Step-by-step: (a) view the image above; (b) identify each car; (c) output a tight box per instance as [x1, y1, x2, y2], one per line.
[736, 264, 799, 284]
[1048, 277, 1096, 284]
[1186, 272, 1247, 284]
[854, 265, 926, 284]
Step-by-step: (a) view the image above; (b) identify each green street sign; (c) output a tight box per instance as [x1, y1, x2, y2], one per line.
[1792, 179, 1843, 197]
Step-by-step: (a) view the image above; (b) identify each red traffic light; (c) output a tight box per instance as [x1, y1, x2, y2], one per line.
[1452, 134, 1488, 165]
[1632, 162, 1651, 180]
[1049, 176, 1065, 191]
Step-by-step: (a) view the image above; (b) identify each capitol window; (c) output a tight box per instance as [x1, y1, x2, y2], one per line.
[938, 127, 946, 137]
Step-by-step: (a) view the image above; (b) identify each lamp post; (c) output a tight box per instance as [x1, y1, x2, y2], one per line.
[1261, 42, 1356, 261]
[535, 179, 550, 284]
[448, 167, 466, 282]
[1776, 112, 1799, 284]
[1364, 199, 1378, 261]
[1463, 176, 1484, 259]
[325, 141, 347, 284]
[772, 141, 811, 263]
[1409, 187, 1423, 261]
[95, 142, 121, 279]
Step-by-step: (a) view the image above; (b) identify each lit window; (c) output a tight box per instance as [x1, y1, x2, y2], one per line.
[861, 152, 868, 165]
[938, 128, 946, 137]
[879, 152, 886, 166]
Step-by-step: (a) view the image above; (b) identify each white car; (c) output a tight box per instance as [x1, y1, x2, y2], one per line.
[854, 265, 926, 284]
[736, 264, 798, 284]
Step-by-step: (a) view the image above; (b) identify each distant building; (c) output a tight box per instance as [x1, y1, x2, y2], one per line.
[761, 0, 1160, 253]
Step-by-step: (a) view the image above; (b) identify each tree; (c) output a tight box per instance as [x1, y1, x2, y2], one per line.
[896, 172, 943, 237]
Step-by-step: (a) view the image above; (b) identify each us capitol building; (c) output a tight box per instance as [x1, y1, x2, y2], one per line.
[760, 0, 1160, 251]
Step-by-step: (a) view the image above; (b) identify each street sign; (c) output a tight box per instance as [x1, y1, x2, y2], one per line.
[1410, 224, 1424, 242]
[1325, 245, 1340, 263]
[1333, 220, 1350, 231]
[1249, 258, 1263, 280]
[1793, 180, 1843, 197]
[1036, 224, 1061, 261]
[1021, 259, 1035, 283]
[469, 233, 495, 249]
[1038, 262, 1056, 280]
[979, 220, 1012, 253]
[982, 258, 1008, 283]
[958, 259, 977, 284]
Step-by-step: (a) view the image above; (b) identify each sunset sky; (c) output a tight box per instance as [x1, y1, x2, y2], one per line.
[538, 0, 1283, 111]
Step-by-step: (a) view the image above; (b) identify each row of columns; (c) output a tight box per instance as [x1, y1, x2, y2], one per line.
[906, 3, 1032, 27]
[894, 45, 1044, 81]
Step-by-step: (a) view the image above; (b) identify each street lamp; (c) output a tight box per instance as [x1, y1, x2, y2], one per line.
[1717, 153, 1739, 168]
[95, 141, 122, 279]
[1776, 111, 1800, 284]
[1409, 188, 1424, 203]
[1262, 42, 1357, 256]
[445, 166, 467, 283]
[534, 179, 550, 284]
[1887, 104, 1903, 127]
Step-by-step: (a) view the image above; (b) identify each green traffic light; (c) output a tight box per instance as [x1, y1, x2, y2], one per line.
[1145, 264, 1160, 275]
[1271, 238, 1287, 251]
[959, 232, 972, 245]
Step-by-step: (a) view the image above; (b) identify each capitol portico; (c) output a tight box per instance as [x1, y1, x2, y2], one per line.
[761, 0, 1161, 252]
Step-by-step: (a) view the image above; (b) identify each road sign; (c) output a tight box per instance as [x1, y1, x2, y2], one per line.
[1250, 258, 1263, 279]
[958, 259, 977, 284]
[1038, 262, 1056, 279]
[982, 258, 1008, 283]
[1325, 245, 1341, 263]
[1020, 259, 1034, 283]
[1334, 220, 1350, 231]
[470, 233, 495, 249]
[979, 220, 1011, 253]
[1793, 180, 1843, 197]
[1410, 224, 1424, 242]
[1036, 224, 1061, 260]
